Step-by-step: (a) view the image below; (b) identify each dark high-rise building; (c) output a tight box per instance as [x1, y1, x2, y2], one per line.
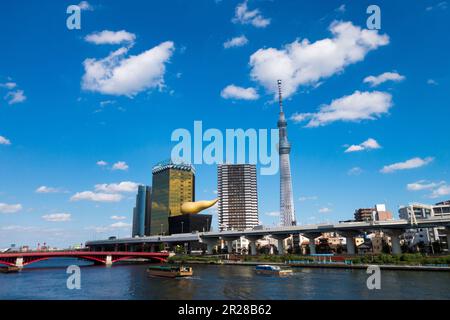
[132, 185, 151, 237]
[217, 164, 259, 231]
[150, 160, 195, 235]
[144, 186, 152, 236]
[132, 207, 137, 237]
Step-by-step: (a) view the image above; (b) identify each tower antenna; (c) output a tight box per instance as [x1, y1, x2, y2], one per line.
[277, 79, 283, 113]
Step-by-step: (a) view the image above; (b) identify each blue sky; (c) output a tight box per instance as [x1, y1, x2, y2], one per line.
[0, 0, 449, 248]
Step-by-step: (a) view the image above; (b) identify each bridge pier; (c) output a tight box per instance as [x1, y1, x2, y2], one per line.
[15, 257, 23, 268]
[303, 233, 321, 255]
[199, 237, 219, 255]
[250, 241, 257, 255]
[105, 255, 112, 266]
[447, 229, 450, 252]
[339, 231, 360, 255]
[271, 235, 289, 255]
[346, 237, 356, 255]
[385, 229, 403, 255]
[245, 236, 261, 255]
[225, 240, 232, 253]
[221, 237, 239, 254]
[205, 239, 218, 255]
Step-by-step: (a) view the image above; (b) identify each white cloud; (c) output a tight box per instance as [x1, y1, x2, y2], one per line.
[345, 138, 381, 153]
[294, 90, 392, 127]
[111, 215, 126, 220]
[0, 135, 11, 145]
[112, 161, 129, 171]
[100, 100, 116, 107]
[85, 30, 136, 45]
[299, 196, 318, 201]
[70, 191, 123, 202]
[249, 21, 389, 98]
[0, 82, 17, 89]
[426, 1, 448, 11]
[427, 79, 438, 85]
[0, 203, 22, 214]
[363, 71, 405, 87]
[42, 213, 71, 222]
[5, 90, 26, 104]
[82, 41, 175, 97]
[318, 207, 331, 213]
[224, 35, 249, 48]
[407, 180, 444, 191]
[430, 184, 450, 198]
[95, 181, 139, 193]
[36, 186, 62, 193]
[96, 160, 108, 166]
[85, 226, 110, 233]
[86, 221, 131, 233]
[290, 113, 313, 123]
[110, 221, 131, 228]
[232, 1, 270, 28]
[265, 211, 280, 217]
[78, 1, 93, 11]
[2, 225, 36, 231]
[348, 167, 363, 176]
[405, 180, 449, 199]
[221, 85, 259, 100]
[335, 4, 346, 13]
[381, 157, 434, 174]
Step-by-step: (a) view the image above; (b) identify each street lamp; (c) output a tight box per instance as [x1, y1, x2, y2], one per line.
[181, 221, 184, 234]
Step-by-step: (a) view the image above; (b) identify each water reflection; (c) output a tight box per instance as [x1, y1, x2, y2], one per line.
[1, 259, 449, 300]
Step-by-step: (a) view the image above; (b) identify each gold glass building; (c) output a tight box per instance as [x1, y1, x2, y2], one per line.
[150, 161, 195, 235]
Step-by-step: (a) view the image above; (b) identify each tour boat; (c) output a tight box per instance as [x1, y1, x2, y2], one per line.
[0, 266, 20, 273]
[147, 265, 193, 278]
[255, 265, 292, 276]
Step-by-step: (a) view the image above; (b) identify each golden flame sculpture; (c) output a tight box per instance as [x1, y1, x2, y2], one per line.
[181, 198, 218, 214]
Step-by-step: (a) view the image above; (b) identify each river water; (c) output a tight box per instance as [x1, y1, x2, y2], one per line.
[1, 258, 449, 300]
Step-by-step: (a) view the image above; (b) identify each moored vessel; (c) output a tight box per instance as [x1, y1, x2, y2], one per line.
[255, 264, 292, 276]
[147, 265, 193, 278]
[0, 266, 20, 273]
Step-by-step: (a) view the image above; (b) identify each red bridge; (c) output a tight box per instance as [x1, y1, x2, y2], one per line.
[0, 251, 169, 268]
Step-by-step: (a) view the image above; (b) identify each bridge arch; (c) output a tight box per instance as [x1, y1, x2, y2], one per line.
[0, 251, 169, 268]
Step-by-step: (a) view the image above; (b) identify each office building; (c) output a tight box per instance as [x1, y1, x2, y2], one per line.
[399, 201, 450, 252]
[132, 185, 152, 237]
[217, 164, 259, 231]
[150, 160, 195, 235]
[354, 204, 393, 222]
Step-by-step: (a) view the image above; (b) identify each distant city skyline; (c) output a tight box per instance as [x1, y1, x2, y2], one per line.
[1, 0, 450, 248]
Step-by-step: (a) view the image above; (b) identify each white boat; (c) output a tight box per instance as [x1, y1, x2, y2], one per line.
[255, 264, 292, 276]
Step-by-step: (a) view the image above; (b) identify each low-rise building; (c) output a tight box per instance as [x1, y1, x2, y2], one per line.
[368, 231, 390, 254]
[399, 200, 450, 253]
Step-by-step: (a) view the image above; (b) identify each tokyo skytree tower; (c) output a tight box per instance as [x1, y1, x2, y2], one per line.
[277, 80, 297, 226]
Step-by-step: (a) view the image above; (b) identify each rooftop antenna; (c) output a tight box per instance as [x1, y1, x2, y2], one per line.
[277, 79, 283, 113]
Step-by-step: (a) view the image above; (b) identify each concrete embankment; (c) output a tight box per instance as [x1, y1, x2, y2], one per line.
[173, 259, 450, 271]
[287, 263, 450, 272]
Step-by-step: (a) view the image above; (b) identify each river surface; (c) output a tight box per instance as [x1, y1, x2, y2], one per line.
[1, 258, 449, 300]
